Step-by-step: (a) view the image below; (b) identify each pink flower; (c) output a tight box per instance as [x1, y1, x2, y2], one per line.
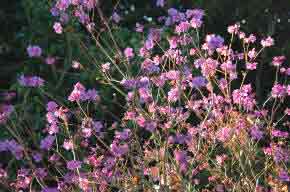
[135, 23, 144, 32]
[271, 130, 289, 138]
[53, 22, 63, 34]
[68, 82, 86, 102]
[174, 150, 188, 172]
[190, 48, 197, 55]
[72, 60, 81, 69]
[101, 62, 110, 72]
[244, 34, 256, 43]
[216, 154, 227, 165]
[227, 23, 240, 34]
[232, 84, 255, 110]
[124, 47, 134, 59]
[45, 56, 56, 65]
[216, 127, 232, 142]
[271, 84, 286, 98]
[63, 139, 74, 150]
[175, 21, 190, 33]
[246, 62, 257, 70]
[261, 36, 274, 47]
[272, 56, 286, 67]
[168, 87, 179, 102]
[248, 48, 256, 59]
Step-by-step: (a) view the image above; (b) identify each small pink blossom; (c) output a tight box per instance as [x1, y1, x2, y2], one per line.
[261, 36, 274, 47]
[124, 47, 134, 59]
[45, 56, 56, 65]
[53, 22, 63, 34]
[246, 62, 257, 70]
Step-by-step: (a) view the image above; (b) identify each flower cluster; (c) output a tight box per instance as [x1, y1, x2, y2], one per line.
[68, 82, 100, 102]
[0, 3, 289, 192]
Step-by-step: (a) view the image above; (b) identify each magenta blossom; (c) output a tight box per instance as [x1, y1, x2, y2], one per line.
[124, 47, 134, 59]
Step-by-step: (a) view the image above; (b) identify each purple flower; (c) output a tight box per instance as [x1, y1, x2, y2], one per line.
[124, 47, 134, 59]
[205, 34, 224, 50]
[59, 13, 69, 24]
[271, 145, 289, 163]
[53, 22, 63, 34]
[0, 104, 14, 124]
[186, 9, 204, 20]
[40, 135, 55, 150]
[139, 87, 152, 103]
[46, 101, 58, 112]
[35, 168, 48, 179]
[50, 7, 59, 16]
[42, 187, 58, 192]
[112, 12, 121, 23]
[145, 121, 157, 132]
[174, 150, 188, 172]
[6, 140, 24, 160]
[141, 58, 160, 74]
[115, 129, 131, 140]
[18, 75, 44, 87]
[250, 125, 263, 140]
[156, 0, 165, 7]
[85, 89, 100, 102]
[110, 141, 129, 157]
[278, 170, 290, 182]
[27, 45, 42, 57]
[32, 152, 43, 162]
[67, 160, 82, 170]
